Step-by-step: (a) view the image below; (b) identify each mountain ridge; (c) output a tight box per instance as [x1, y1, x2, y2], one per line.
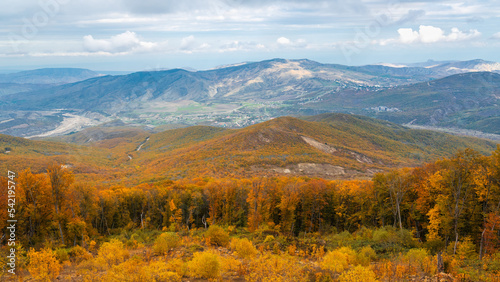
[1, 58, 499, 137]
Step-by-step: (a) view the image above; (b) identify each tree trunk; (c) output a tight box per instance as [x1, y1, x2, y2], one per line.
[479, 229, 486, 260]
[453, 230, 458, 255]
[58, 221, 65, 245]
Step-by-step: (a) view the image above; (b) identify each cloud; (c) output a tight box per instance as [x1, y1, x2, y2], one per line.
[180, 35, 196, 50]
[218, 40, 266, 52]
[491, 32, 500, 39]
[276, 37, 307, 48]
[179, 35, 210, 53]
[83, 31, 159, 54]
[380, 25, 481, 45]
[394, 9, 426, 25]
[277, 37, 291, 46]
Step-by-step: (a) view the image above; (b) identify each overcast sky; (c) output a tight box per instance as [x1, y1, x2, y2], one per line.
[1, 0, 500, 71]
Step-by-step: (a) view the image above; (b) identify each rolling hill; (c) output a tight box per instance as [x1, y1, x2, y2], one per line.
[4, 113, 487, 185]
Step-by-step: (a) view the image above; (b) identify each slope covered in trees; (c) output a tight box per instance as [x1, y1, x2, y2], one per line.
[1, 113, 500, 280]
[1, 146, 500, 280]
[1, 113, 497, 186]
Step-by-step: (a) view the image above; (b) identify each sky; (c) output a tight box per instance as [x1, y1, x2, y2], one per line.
[1, 0, 500, 72]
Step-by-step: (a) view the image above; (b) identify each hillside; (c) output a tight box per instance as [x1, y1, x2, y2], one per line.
[0, 113, 497, 186]
[0, 132, 119, 179]
[116, 113, 498, 182]
[349, 72, 500, 134]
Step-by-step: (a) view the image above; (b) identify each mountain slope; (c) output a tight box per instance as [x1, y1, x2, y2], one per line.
[351, 72, 500, 134]
[1, 59, 500, 137]
[2, 113, 497, 185]
[128, 113, 498, 181]
[0, 68, 101, 85]
[5, 58, 489, 112]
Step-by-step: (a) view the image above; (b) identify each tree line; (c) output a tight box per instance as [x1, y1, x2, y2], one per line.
[1, 147, 499, 259]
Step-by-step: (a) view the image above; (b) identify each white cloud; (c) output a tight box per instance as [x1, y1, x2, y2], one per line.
[277, 37, 291, 46]
[380, 25, 481, 45]
[180, 35, 196, 50]
[83, 31, 159, 54]
[491, 32, 500, 39]
[218, 40, 266, 52]
[179, 35, 210, 53]
[276, 37, 307, 48]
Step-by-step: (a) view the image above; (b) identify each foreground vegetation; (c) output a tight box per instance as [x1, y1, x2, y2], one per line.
[1, 146, 500, 281]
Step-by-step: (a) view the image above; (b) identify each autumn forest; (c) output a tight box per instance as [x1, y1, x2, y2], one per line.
[1, 115, 500, 281]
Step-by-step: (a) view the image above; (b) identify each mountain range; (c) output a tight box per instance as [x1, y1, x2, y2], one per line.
[0, 59, 499, 137]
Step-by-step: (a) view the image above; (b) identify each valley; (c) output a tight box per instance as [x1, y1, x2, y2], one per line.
[1, 58, 499, 138]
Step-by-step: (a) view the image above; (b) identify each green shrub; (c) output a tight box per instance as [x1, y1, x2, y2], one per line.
[357, 246, 377, 266]
[54, 247, 70, 263]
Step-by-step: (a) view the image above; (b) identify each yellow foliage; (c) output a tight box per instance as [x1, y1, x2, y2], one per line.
[264, 235, 275, 243]
[220, 256, 244, 275]
[372, 249, 436, 280]
[338, 265, 378, 282]
[97, 239, 130, 266]
[153, 232, 180, 255]
[166, 258, 188, 277]
[320, 247, 357, 273]
[357, 246, 377, 266]
[89, 240, 97, 252]
[426, 206, 442, 241]
[404, 248, 436, 275]
[69, 245, 93, 262]
[146, 260, 182, 281]
[246, 254, 308, 282]
[456, 237, 477, 262]
[205, 225, 230, 247]
[27, 248, 63, 282]
[230, 238, 258, 259]
[187, 251, 221, 279]
[102, 256, 181, 282]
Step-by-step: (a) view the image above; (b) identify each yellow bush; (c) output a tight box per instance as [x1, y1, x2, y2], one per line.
[246, 254, 308, 282]
[166, 258, 188, 277]
[357, 246, 377, 266]
[97, 239, 130, 266]
[153, 232, 180, 255]
[188, 251, 221, 279]
[69, 245, 93, 262]
[102, 257, 181, 282]
[54, 248, 70, 263]
[230, 238, 258, 259]
[264, 235, 275, 243]
[205, 225, 230, 247]
[338, 265, 378, 282]
[146, 260, 182, 281]
[27, 248, 62, 282]
[221, 256, 244, 276]
[320, 247, 357, 273]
